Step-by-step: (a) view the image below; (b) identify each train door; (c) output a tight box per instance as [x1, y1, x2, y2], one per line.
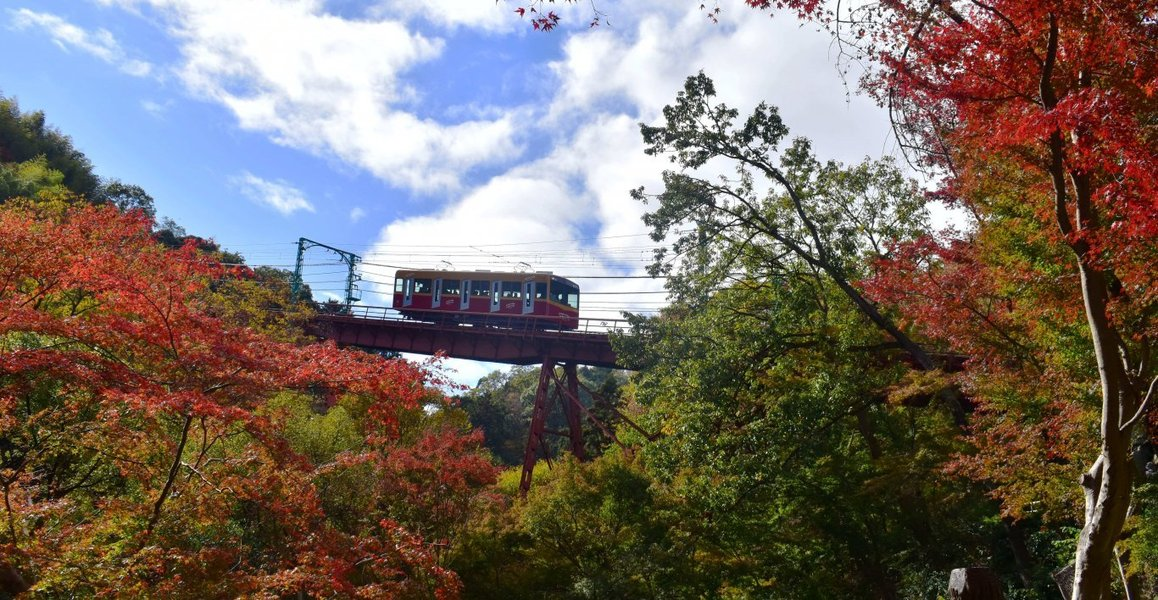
[459, 280, 471, 310]
[432, 278, 443, 308]
[490, 281, 501, 312]
[402, 277, 413, 307]
[522, 280, 535, 314]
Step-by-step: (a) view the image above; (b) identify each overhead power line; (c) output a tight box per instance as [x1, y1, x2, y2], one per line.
[215, 229, 688, 252]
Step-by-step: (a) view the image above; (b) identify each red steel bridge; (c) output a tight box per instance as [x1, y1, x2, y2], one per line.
[312, 306, 624, 368]
[310, 306, 635, 495]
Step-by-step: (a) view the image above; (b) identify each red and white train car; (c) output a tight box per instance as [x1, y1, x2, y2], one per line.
[392, 269, 580, 330]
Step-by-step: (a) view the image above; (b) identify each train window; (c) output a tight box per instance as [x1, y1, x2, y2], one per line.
[414, 278, 432, 294]
[442, 279, 460, 296]
[501, 281, 521, 298]
[472, 280, 490, 296]
[552, 281, 579, 309]
[394, 278, 405, 293]
[535, 282, 547, 299]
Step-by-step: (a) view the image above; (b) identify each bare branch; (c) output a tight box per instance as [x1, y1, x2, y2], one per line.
[147, 413, 194, 535]
[1120, 376, 1157, 432]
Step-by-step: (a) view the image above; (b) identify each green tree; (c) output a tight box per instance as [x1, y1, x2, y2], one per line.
[609, 74, 1032, 596]
[633, 72, 941, 375]
[621, 271, 1006, 597]
[96, 179, 156, 220]
[0, 96, 99, 199]
[730, 2, 1158, 594]
[459, 366, 541, 465]
[452, 452, 704, 600]
[0, 156, 68, 202]
[0, 96, 157, 223]
[459, 366, 627, 466]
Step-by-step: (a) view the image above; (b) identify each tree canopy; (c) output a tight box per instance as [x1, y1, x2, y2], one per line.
[0, 199, 496, 597]
[2, 4, 1156, 596]
[0, 94, 156, 216]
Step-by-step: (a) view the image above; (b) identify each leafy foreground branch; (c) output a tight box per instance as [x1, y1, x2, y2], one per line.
[0, 199, 498, 597]
[714, 0, 1157, 596]
[601, 68, 1157, 597]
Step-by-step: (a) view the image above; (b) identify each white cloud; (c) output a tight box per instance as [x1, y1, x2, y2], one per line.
[103, 0, 522, 193]
[9, 8, 153, 77]
[360, 0, 897, 341]
[17, 1, 908, 390]
[418, 355, 506, 392]
[233, 172, 314, 216]
[369, 0, 519, 32]
[546, 4, 892, 163]
[94, 0, 894, 333]
[360, 110, 671, 322]
[140, 98, 173, 117]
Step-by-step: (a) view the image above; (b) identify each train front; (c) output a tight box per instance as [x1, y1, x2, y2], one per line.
[547, 275, 580, 330]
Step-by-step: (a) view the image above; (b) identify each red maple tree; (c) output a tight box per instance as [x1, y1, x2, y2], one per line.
[520, 0, 1157, 594]
[0, 199, 497, 597]
[782, 1, 1157, 596]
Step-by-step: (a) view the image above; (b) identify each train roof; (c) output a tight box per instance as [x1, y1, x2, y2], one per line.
[394, 268, 579, 287]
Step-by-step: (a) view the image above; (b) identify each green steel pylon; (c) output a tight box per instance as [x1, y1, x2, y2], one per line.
[290, 237, 362, 306]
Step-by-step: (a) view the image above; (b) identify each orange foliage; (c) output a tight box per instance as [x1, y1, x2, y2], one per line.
[0, 200, 495, 597]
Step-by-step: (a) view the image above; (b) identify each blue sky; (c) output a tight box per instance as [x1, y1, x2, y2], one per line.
[1, 0, 896, 383]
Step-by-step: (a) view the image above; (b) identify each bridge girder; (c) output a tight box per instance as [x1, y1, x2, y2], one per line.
[311, 313, 621, 369]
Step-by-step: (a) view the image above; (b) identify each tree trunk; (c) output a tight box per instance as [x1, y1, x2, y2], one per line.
[1068, 260, 1135, 600]
[1003, 518, 1035, 588]
[828, 274, 936, 371]
[854, 406, 882, 460]
[1038, 45, 1139, 591]
[0, 561, 29, 595]
[948, 567, 1004, 600]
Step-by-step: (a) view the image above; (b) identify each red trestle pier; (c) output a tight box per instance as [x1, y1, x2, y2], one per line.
[309, 306, 632, 495]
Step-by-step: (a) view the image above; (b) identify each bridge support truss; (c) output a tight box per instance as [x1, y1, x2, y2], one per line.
[520, 360, 583, 496]
[518, 357, 643, 497]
